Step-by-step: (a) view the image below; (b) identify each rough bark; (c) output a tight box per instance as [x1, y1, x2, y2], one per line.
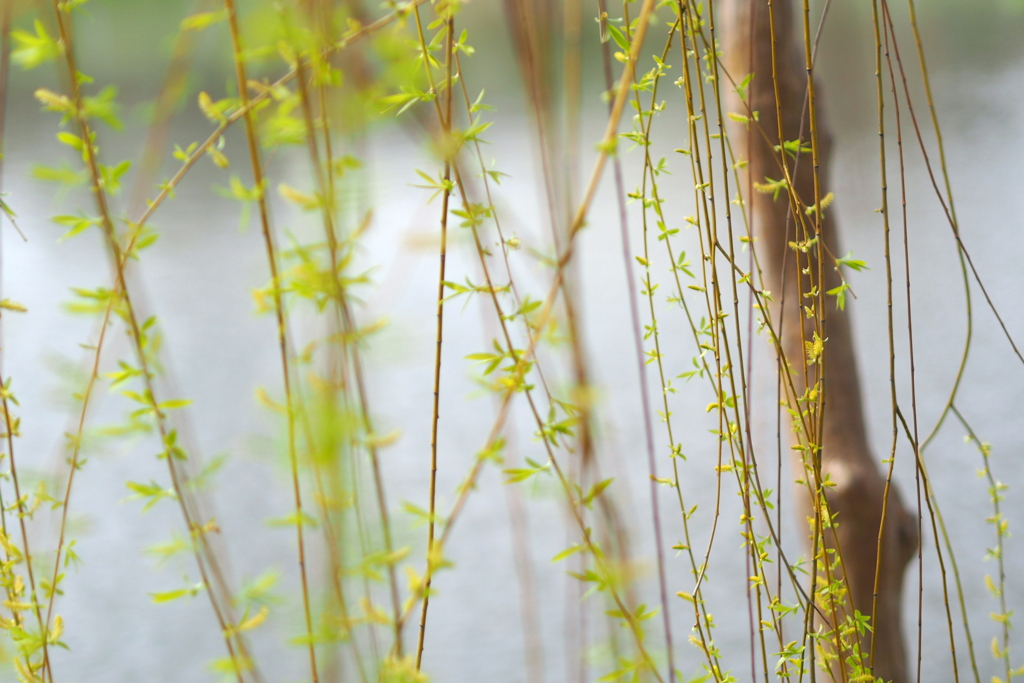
[720, 2, 918, 681]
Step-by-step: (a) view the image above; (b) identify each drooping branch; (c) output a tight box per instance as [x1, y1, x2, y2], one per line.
[721, 2, 917, 681]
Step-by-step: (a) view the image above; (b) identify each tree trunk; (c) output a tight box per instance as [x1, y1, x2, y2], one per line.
[720, 2, 918, 681]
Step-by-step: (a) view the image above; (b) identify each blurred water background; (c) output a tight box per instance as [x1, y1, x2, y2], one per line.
[1, 0, 1024, 681]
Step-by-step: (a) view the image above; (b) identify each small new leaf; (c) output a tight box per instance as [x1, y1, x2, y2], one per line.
[12, 21, 62, 70]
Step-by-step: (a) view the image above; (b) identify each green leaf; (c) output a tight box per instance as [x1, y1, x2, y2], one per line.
[582, 478, 614, 506]
[100, 160, 132, 194]
[552, 545, 584, 563]
[33, 164, 86, 186]
[53, 214, 102, 241]
[503, 457, 550, 484]
[146, 536, 189, 562]
[181, 10, 228, 32]
[82, 86, 122, 129]
[227, 176, 265, 203]
[56, 132, 84, 151]
[735, 72, 754, 100]
[827, 283, 849, 310]
[150, 584, 202, 603]
[266, 512, 319, 528]
[125, 480, 177, 512]
[173, 142, 199, 162]
[239, 570, 281, 605]
[836, 251, 869, 272]
[157, 398, 192, 411]
[605, 23, 630, 52]
[11, 21, 62, 70]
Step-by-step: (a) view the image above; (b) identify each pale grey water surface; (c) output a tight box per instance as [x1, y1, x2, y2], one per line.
[1, 9, 1024, 683]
